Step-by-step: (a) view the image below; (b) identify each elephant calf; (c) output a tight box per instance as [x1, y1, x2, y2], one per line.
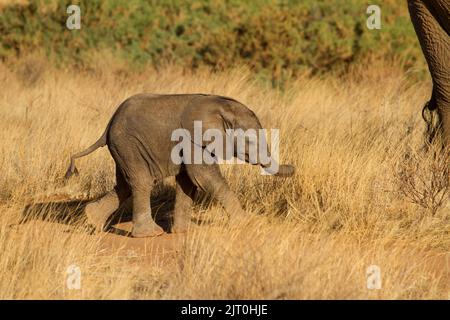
[65, 94, 294, 237]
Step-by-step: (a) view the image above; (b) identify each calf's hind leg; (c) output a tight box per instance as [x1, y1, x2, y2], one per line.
[129, 171, 164, 238]
[85, 167, 131, 231]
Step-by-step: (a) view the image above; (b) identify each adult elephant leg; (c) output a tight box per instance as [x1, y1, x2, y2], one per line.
[129, 172, 164, 238]
[186, 164, 246, 219]
[408, 0, 450, 149]
[439, 105, 450, 150]
[171, 170, 197, 233]
[85, 167, 131, 231]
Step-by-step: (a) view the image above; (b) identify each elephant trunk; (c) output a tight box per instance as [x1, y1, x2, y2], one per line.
[258, 140, 294, 177]
[235, 140, 295, 176]
[254, 129, 295, 177]
[234, 119, 295, 176]
[261, 161, 295, 177]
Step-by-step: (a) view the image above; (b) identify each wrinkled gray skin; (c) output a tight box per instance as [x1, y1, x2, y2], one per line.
[408, 0, 450, 149]
[65, 94, 294, 237]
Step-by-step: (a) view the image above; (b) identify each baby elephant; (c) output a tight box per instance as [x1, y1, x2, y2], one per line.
[65, 94, 294, 237]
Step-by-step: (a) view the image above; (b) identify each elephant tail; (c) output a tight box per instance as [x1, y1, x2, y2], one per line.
[64, 121, 110, 180]
[422, 93, 442, 147]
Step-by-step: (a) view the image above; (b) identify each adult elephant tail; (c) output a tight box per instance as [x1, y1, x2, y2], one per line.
[421, 92, 443, 147]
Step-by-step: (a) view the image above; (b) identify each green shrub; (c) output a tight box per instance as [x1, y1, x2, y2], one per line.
[0, 0, 424, 82]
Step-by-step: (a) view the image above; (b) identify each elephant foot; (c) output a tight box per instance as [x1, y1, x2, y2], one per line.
[170, 212, 192, 233]
[85, 204, 110, 232]
[171, 221, 192, 233]
[132, 221, 164, 238]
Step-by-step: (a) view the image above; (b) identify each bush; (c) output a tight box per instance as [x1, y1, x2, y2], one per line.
[395, 148, 449, 215]
[0, 0, 424, 82]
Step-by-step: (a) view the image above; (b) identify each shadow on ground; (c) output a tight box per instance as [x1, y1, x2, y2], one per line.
[20, 185, 177, 237]
[19, 182, 220, 238]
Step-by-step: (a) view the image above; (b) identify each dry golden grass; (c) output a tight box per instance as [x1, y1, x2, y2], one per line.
[0, 56, 448, 299]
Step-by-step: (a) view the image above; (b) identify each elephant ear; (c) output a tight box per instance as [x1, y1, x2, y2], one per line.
[180, 99, 235, 147]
